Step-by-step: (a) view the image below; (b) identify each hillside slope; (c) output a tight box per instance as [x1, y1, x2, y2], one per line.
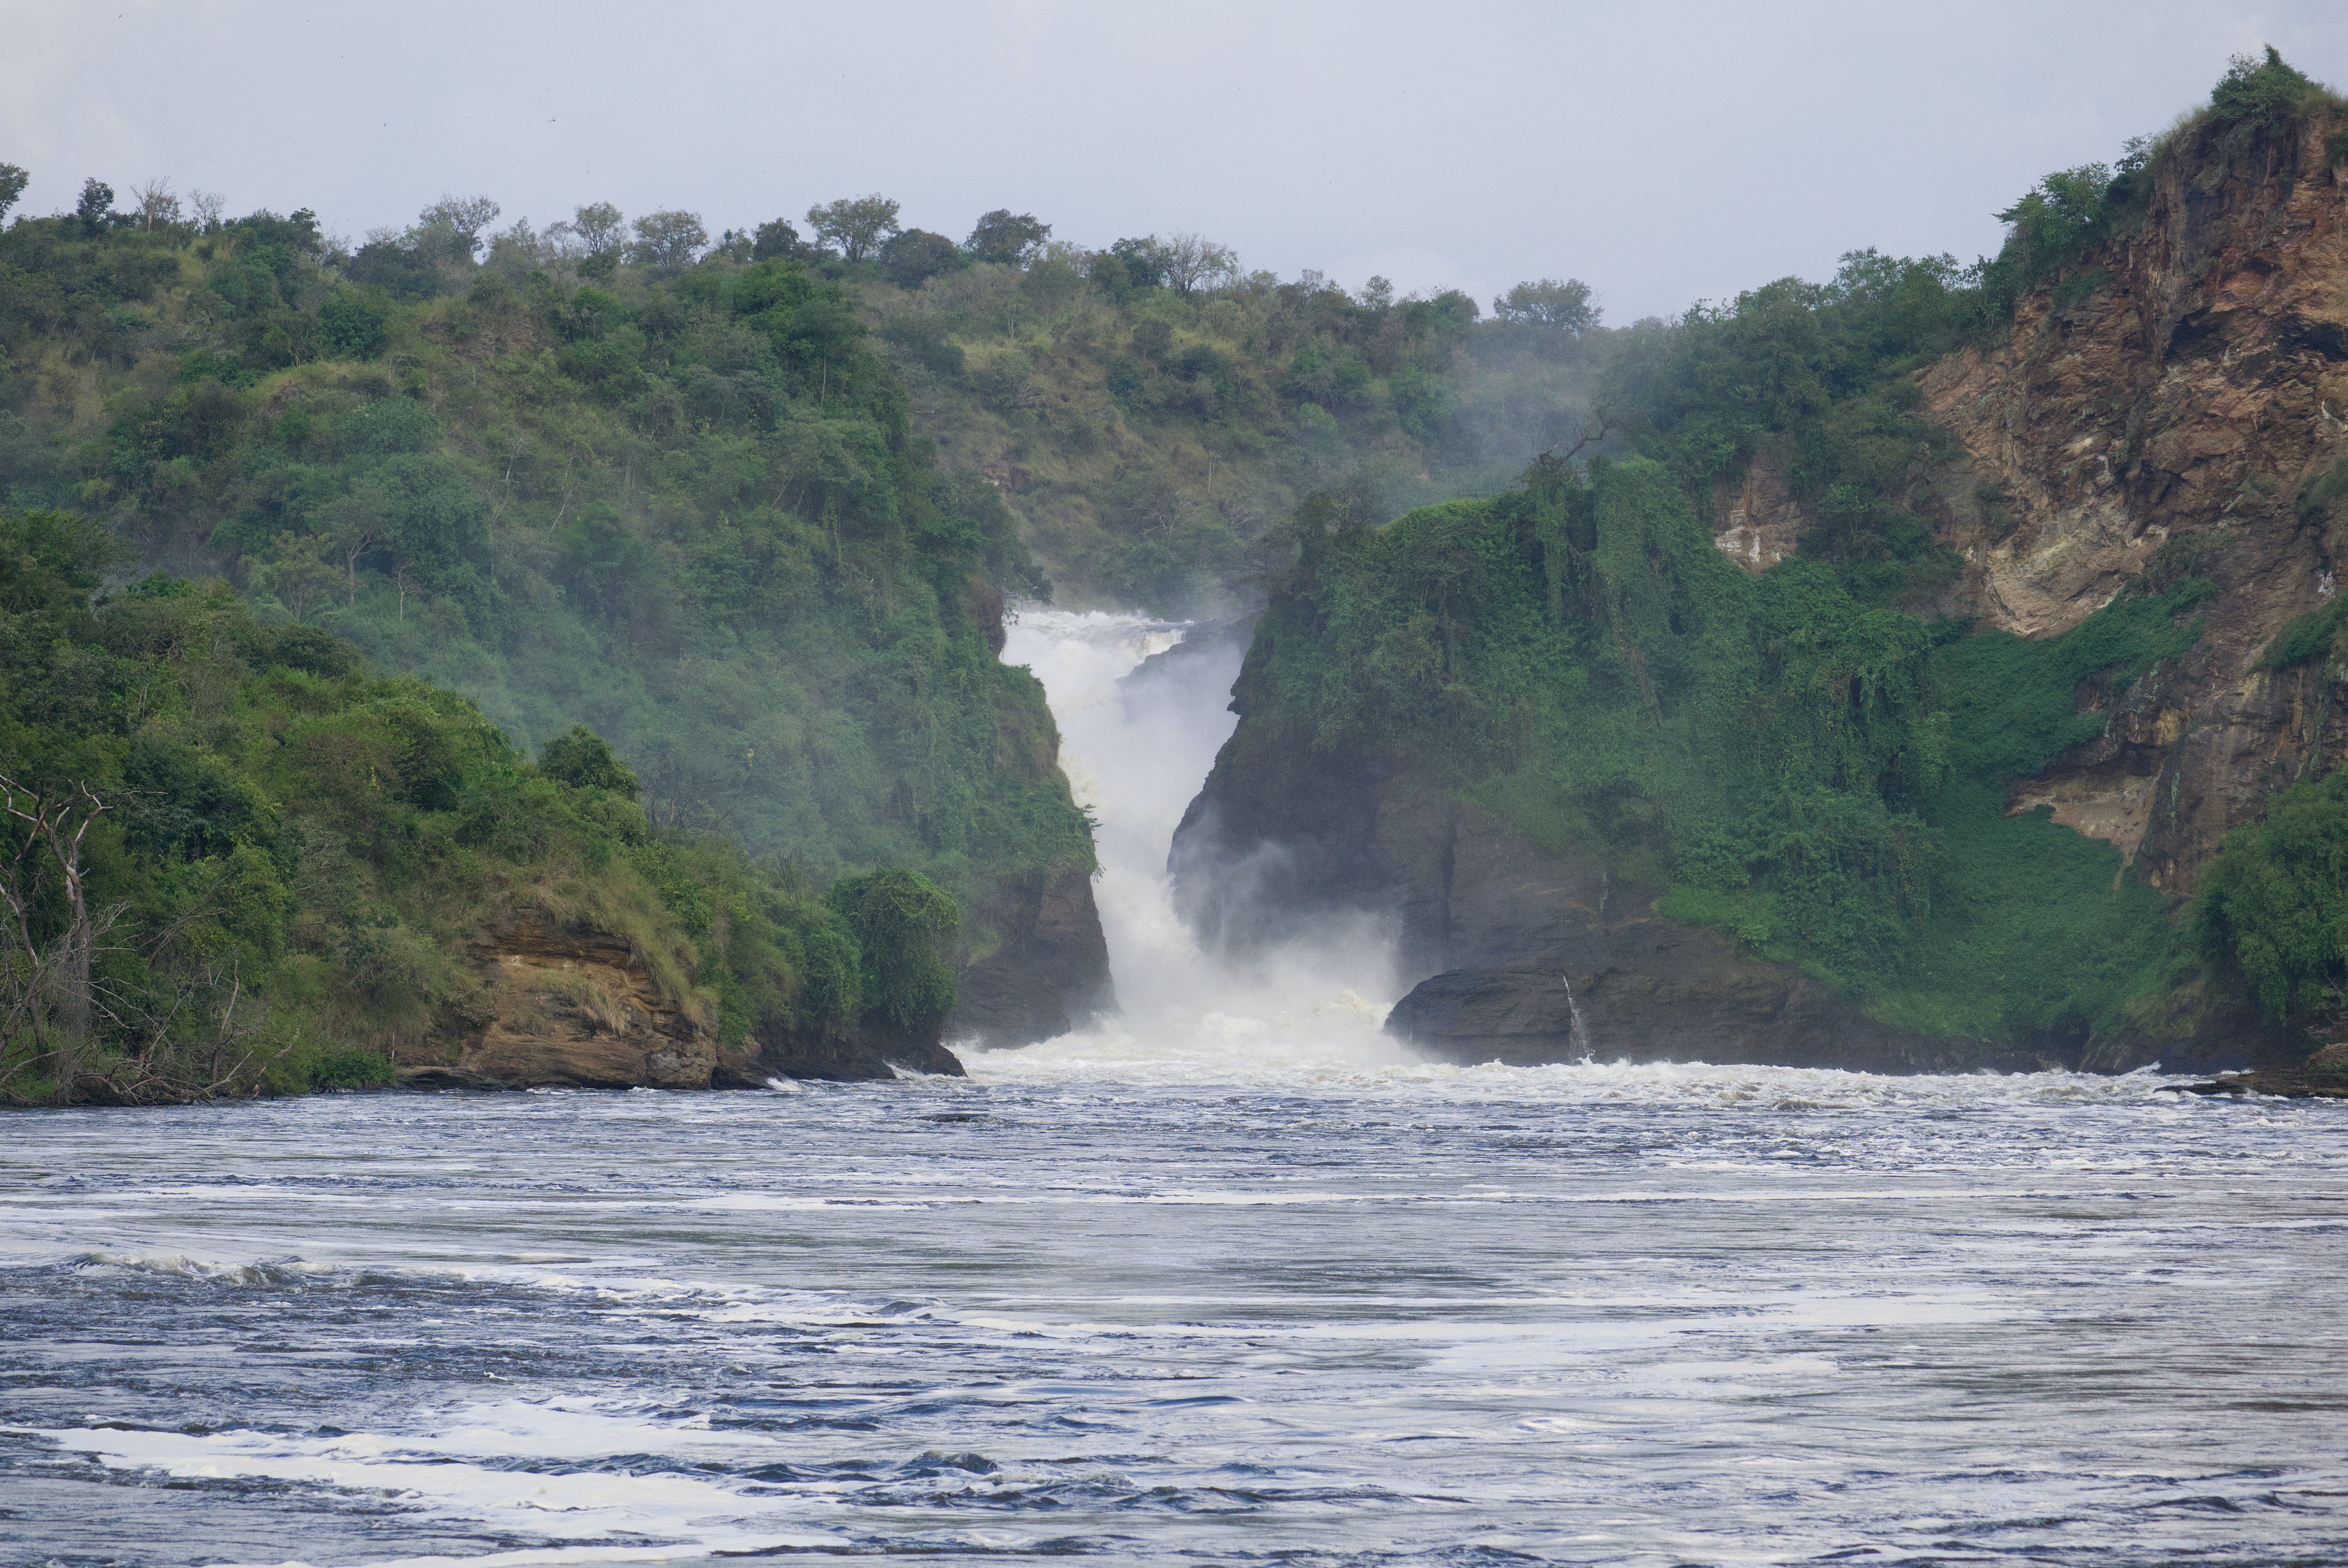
[848, 252, 1603, 613]
[0, 512, 965, 1103]
[0, 200, 1107, 1047]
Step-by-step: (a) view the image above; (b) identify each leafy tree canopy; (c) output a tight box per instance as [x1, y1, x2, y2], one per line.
[966, 209, 1050, 266]
[1492, 278, 1599, 334]
[806, 194, 900, 263]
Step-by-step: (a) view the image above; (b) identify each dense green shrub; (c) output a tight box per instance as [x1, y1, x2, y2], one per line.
[829, 866, 960, 1034]
[2196, 765, 2348, 1021]
[2208, 47, 2329, 137]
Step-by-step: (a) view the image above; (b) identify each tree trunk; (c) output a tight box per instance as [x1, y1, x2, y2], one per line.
[58, 849, 90, 1041]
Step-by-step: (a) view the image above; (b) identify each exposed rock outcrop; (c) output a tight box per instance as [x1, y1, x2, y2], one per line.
[393, 913, 721, 1090]
[719, 1018, 965, 1084]
[1711, 457, 1803, 574]
[2171, 1042, 2348, 1100]
[393, 912, 963, 1090]
[1918, 112, 2348, 892]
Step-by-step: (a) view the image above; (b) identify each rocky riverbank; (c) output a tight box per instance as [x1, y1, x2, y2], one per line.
[387, 911, 964, 1092]
[2169, 1044, 2348, 1100]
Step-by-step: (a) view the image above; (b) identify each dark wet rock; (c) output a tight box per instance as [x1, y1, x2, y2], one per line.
[715, 1019, 965, 1085]
[2166, 1043, 2348, 1099]
[1386, 966, 2054, 1075]
[1126, 613, 1259, 686]
[945, 863, 1113, 1050]
[394, 1066, 511, 1092]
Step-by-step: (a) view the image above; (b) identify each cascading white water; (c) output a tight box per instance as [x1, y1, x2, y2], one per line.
[1561, 972, 1593, 1058]
[978, 608, 1407, 1080]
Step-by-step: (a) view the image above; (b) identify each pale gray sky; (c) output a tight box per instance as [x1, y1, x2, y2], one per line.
[3, 1, 2341, 322]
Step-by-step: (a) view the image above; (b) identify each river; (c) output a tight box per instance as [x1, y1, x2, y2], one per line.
[2, 613, 2346, 1566]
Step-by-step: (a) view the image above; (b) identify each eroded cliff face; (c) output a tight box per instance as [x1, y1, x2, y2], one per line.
[945, 864, 1113, 1048]
[1919, 115, 2348, 892]
[1710, 460, 1803, 574]
[393, 912, 963, 1090]
[390, 914, 718, 1090]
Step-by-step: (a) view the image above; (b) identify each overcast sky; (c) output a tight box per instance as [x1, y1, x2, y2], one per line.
[3, 1, 2341, 323]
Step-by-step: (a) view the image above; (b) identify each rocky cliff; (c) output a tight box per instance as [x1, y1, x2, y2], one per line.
[1175, 732, 2216, 1074]
[945, 863, 1113, 1048]
[1904, 112, 2348, 896]
[393, 911, 963, 1090]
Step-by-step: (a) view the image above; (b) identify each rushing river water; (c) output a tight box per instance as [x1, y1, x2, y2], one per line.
[4, 614, 2348, 1567]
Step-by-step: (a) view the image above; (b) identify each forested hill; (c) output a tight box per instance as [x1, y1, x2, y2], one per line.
[0, 176, 1105, 1093]
[0, 508, 972, 1102]
[1177, 50, 2348, 1073]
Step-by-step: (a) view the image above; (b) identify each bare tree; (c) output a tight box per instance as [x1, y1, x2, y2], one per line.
[187, 188, 225, 230]
[1160, 233, 1239, 296]
[1545, 408, 1614, 464]
[130, 177, 182, 231]
[0, 776, 110, 1096]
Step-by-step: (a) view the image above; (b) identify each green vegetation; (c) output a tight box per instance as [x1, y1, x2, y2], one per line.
[2207, 46, 2338, 140]
[1234, 51, 2348, 1050]
[0, 184, 1095, 999]
[1600, 249, 1979, 605]
[0, 509, 945, 1103]
[2197, 765, 2348, 1021]
[838, 218, 1607, 611]
[1245, 456, 2211, 1046]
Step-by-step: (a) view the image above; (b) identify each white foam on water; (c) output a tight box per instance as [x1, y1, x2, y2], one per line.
[34, 1405, 846, 1562]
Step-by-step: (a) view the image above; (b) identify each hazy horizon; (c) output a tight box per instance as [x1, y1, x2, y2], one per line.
[4, 1, 2343, 321]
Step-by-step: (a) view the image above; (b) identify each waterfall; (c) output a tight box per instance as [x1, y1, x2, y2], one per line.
[1561, 974, 1593, 1060]
[981, 608, 1403, 1076]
